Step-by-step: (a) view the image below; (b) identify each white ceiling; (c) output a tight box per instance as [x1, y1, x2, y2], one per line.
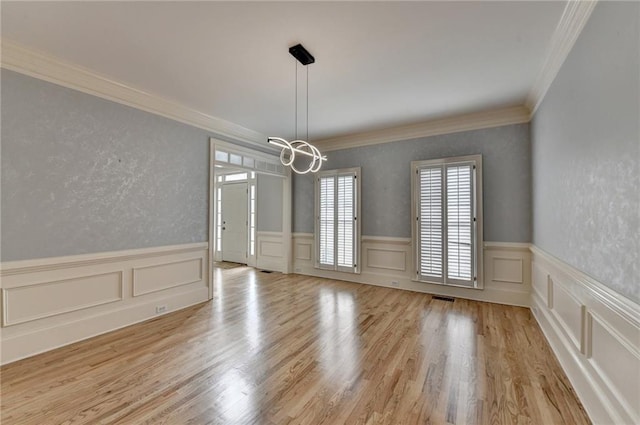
[2, 1, 566, 141]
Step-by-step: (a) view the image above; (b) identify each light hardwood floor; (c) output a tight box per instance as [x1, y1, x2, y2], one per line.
[1, 266, 590, 425]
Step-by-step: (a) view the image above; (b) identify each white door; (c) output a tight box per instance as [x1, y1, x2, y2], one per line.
[221, 182, 248, 263]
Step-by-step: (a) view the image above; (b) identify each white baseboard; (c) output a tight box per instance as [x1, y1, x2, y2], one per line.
[0, 242, 210, 365]
[292, 234, 531, 307]
[530, 245, 640, 425]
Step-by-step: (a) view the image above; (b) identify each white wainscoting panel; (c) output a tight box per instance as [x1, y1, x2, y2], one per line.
[3, 271, 123, 326]
[550, 279, 584, 352]
[292, 233, 315, 273]
[366, 249, 406, 271]
[492, 257, 523, 283]
[531, 260, 551, 307]
[292, 234, 531, 307]
[530, 245, 640, 425]
[256, 231, 285, 273]
[295, 240, 312, 261]
[133, 258, 204, 296]
[0, 242, 209, 365]
[363, 236, 410, 273]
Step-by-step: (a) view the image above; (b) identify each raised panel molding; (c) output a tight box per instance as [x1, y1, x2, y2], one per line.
[256, 232, 285, 273]
[133, 258, 204, 297]
[295, 242, 312, 261]
[366, 248, 406, 272]
[293, 233, 314, 273]
[0, 243, 209, 365]
[587, 311, 640, 421]
[492, 257, 523, 283]
[551, 281, 585, 352]
[530, 245, 640, 425]
[259, 241, 283, 258]
[483, 242, 531, 289]
[2, 271, 123, 326]
[531, 261, 550, 307]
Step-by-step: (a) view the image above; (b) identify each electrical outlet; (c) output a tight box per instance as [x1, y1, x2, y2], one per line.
[155, 305, 167, 314]
[391, 281, 400, 287]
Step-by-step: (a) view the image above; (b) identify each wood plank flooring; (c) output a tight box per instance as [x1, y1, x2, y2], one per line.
[1, 267, 590, 424]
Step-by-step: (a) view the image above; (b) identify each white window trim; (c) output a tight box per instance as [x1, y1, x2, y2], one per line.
[411, 155, 483, 289]
[314, 167, 362, 274]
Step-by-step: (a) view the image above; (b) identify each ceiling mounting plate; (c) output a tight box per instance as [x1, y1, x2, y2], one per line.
[289, 44, 315, 65]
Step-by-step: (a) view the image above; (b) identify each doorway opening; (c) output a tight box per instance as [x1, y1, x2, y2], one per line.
[208, 138, 292, 299]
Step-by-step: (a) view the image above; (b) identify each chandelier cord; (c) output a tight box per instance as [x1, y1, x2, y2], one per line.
[306, 65, 309, 142]
[295, 60, 298, 140]
[267, 43, 324, 174]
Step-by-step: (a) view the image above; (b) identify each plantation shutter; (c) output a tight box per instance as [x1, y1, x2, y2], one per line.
[416, 160, 477, 287]
[337, 175, 355, 269]
[319, 176, 335, 267]
[316, 169, 359, 273]
[418, 167, 444, 282]
[446, 164, 474, 285]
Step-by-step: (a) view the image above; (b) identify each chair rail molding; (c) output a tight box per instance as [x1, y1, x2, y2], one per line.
[256, 231, 286, 273]
[0, 39, 269, 148]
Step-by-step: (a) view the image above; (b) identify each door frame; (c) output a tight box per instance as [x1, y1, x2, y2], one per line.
[208, 138, 292, 299]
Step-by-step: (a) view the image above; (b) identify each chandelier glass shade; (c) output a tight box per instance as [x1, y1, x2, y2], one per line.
[268, 44, 325, 175]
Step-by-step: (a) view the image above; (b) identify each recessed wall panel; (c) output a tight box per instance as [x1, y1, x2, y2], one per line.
[366, 248, 406, 272]
[589, 314, 640, 421]
[493, 257, 523, 283]
[133, 258, 203, 296]
[3, 271, 123, 326]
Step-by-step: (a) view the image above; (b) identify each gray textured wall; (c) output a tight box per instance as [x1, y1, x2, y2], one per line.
[293, 123, 532, 242]
[531, 2, 639, 303]
[1, 70, 212, 261]
[257, 173, 283, 232]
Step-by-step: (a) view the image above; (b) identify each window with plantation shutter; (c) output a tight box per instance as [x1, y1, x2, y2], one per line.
[412, 156, 483, 288]
[316, 168, 361, 273]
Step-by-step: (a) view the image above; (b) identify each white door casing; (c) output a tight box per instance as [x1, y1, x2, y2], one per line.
[221, 182, 248, 263]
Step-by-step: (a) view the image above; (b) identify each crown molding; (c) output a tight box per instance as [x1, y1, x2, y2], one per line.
[525, 0, 598, 114]
[0, 39, 269, 148]
[314, 105, 531, 152]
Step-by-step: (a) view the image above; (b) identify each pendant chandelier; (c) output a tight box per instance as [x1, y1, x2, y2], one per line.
[268, 44, 326, 174]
